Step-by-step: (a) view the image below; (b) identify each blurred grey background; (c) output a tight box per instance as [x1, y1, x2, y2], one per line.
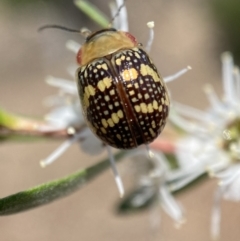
[0, 0, 240, 240]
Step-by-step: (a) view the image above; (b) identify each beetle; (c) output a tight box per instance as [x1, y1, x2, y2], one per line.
[76, 28, 170, 149]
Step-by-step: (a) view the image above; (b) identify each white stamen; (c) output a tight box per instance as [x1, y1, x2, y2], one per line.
[44, 95, 65, 107]
[233, 67, 240, 102]
[221, 52, 234, 104]
[203, 84, 223, 111]
[45, 76, 78, 94]
[109, 2, 120, 29]
[65, 40, 81, 54]
[115, 0, 128, 31]
[219, 168, 240, 187]
[170, 109, 207, 134]
[106, 145, 124, 197]
[173, 102, 209, 123]
[169, 168, 205, 192]
[207, 161, 228, 176]
[211, 188, 223, 240]
[167, 161, 199, 181]
[160, 187, 185, 225]
[164, 66, 191, 83]
[210, 168, 233, 179]
[145, 144, 155, 159]
[145, 21, 155, 53]
[40, 131, 83, 167]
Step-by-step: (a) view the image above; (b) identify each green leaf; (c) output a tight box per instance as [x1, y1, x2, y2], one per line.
[74, 0, 109, 28]
[0, 151, 125, 215]
[0, 108, 19, 129]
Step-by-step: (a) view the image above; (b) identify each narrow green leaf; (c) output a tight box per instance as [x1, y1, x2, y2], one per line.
[74, 0, 109, 28]
[0, 151, 125, 215]
[0, 108, 18, 129]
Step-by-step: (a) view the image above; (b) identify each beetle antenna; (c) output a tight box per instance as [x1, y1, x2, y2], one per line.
[109, 0, 126, 27]
[38, 24, 81, 33]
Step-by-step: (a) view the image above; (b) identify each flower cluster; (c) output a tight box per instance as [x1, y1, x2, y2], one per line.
[40, 0, 190, 223]
[171, 52, 240, 238]
[1, 0, 240, 240]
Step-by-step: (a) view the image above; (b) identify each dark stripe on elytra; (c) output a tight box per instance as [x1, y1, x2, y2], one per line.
[110, 50, 147, 146]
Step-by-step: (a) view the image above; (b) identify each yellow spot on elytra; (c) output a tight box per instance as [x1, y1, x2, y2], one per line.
[161, 98, 165, 104]
[102, 119, 108, 128]
[117, 134, 121, 140]
[104, 95, 110, 101]
[135, 52, 140, 59]
[107, 118, 114, 127]
[103, 77, 112, 88]
[140, 103, 148, 113]
[144, 93, 150, 100]
[93, 69, 98, 73]
[97, 81, 105, 92]
[121, 68, 138, 81]
[101, 63, 108, 70]
[117, 110, 123, 118]
[149, 128, 155, 137]
[140, 64, 160, 83]
[87, 85, 95, 96]
[147, 103, 153, 113]
[110, 89, 115, 95]
[116, 58, 121, 66]
[132, 97, 138, 102]
[159, 105, 162, 112]
[80, 66, 86, 73]
[97, 77, 112, 92]
[134, 83, 139, 88]
[140, 64, 148, 76]
[121, 55, 125, 60]
[153, 100, 158, 109]
[129, 90, 135, 96]
[138, 93, 142, 99]
[82, 95, 89, 107]
[134, 105, 140, 112]
[151, 120, 156, 128]
[97, 64, 101, 69]
[111, 113, 119, 124]
[83, 85, 95, 107]
[100, 127, 107, 134]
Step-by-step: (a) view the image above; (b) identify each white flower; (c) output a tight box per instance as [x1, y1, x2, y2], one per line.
[124, 149, 185, 226]
[170, 52, 240, 238]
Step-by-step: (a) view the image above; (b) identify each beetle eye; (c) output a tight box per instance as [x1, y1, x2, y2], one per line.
[123, 32, 138, 45]
[77, 48, 82, 65]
